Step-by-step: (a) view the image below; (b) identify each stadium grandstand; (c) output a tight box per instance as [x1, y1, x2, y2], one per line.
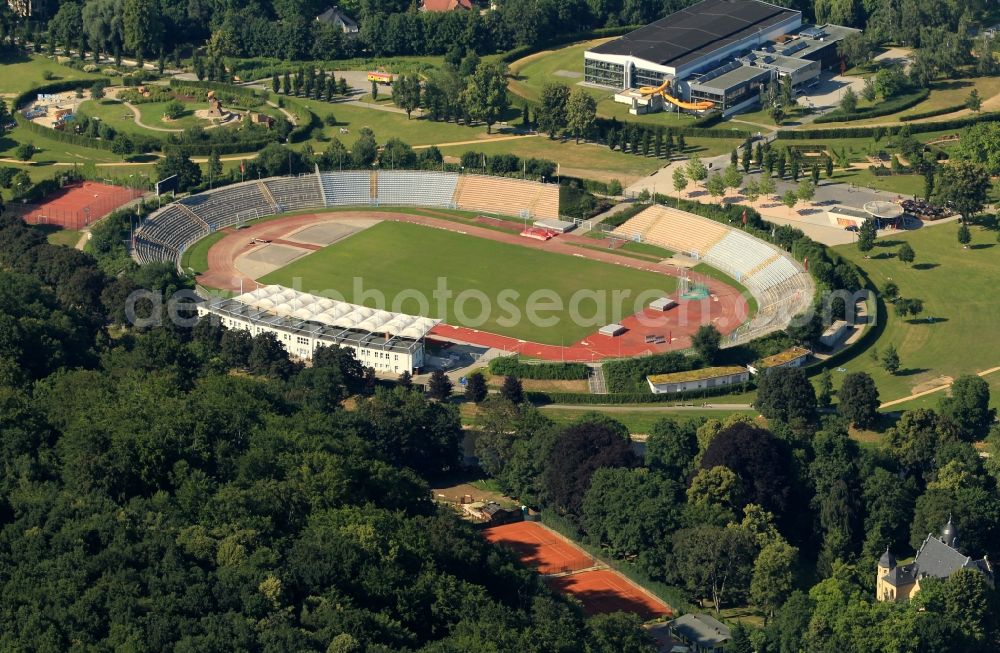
[612, 205, 813, 341]
[198, 284, 437, 373]
[585, 0, 859, 116]
[133, 170, 561, 266]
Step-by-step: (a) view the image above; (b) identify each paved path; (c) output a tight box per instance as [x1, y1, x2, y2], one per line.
[880, 365, 1000, 409]
[122, 101, 184, 133]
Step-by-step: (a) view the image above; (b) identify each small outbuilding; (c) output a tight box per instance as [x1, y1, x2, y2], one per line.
[649, 297, 678, 311]
[820, 320, 849, 348]
[647, 366, 749, 394]
[666, 613, 731, 652]
[748, 345, 811, 374]
[599, 323, 627, 337]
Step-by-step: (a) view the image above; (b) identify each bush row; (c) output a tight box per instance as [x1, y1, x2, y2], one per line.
[601, 202, 651, 229]
[813, 88, 930, 124]
[776, 110, 1000, 140]
[526, 381, 755, 405]
[899, 103, 966, 121]
[603, 351, 697, 394]
[15, 114, 117, 152]
[488, 356, 589, 380]
[593, 116, 751, 141]
[167, 78, 262, 102]
[282, 97, 320, 143]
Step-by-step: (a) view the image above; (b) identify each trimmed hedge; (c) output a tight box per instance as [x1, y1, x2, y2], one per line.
[813, 88, 930, 124]
[12, 77, 113, 110]
[488, 356, 589, 380]
[776, 111, 1000, 140]
[601, 202, 651, 229]
[526, 381, 755, 405]
[282, 96, 319, 143]
[900, 104, 965, 122]
[15, 114, 117, 152]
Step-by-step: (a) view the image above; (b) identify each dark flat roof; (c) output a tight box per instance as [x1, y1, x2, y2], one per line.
[589, 0, 800, 69]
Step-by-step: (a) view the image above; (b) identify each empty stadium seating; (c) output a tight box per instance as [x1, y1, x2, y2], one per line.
[265, 175, 325, 212]
[180, 182, 275, 229]
[454, 175, 560, 220]
[613, 205, 727, 258]
[703, 230, 776, 281]
[319, 171, 371, 205]
[376, 171, 458, 207]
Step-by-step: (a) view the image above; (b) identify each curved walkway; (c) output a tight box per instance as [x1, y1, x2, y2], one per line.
[880, 365, 1000, 409]
[200, 211, 750, 361]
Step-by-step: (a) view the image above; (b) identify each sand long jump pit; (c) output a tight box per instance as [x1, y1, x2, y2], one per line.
[287, 221, 368, 247]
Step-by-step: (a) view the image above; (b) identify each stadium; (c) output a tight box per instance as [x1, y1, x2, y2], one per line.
[133, 170, 812, 372]
[584, 0, 859, 115]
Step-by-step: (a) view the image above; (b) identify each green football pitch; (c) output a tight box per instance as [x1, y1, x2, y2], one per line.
[258, 221, 677, 344]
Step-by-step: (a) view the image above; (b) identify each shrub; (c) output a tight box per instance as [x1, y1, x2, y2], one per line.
[488, 356, 589, 380]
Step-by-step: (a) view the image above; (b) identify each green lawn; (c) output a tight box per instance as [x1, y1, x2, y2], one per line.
[832, 221, 1000, 403]
[41, 226, 82, 247]
[0, 52, 102, 96]
[182, 231, 226, 274]
[258, 221, 677, 344]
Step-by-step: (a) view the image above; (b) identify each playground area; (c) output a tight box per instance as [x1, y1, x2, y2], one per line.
[14, 182, 144, 229]
[482, 521, 672, 620]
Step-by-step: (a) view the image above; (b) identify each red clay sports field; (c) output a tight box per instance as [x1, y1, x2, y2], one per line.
[15, 182, 143, 230]
[482, 521, 671, 620]
[198, 211, 750, 361]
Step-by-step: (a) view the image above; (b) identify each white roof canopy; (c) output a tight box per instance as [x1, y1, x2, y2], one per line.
[234, 285, 439, 340]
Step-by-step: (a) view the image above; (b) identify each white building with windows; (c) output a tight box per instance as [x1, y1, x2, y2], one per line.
[198, 285, 437, 373]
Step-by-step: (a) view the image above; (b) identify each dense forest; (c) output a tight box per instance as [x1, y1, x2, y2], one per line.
[0, 212, 655, 651]
[0, 0, 994, 64]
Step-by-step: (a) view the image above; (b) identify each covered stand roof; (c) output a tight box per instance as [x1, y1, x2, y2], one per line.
[235, 285, 439, 340]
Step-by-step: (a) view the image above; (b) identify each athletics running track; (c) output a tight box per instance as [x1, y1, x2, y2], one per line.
[200, 211, 750, 361]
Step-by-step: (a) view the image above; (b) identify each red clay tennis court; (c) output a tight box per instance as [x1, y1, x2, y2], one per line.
[546, 569, 672, 620]
[482, 521, 597, 575]
[483, 521, 673, 620]
[17, 182, 144, 229]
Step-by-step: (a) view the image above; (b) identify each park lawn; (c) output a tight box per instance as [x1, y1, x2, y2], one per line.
[78, 99, 153, 136]
[538, 407, 757, 434]
[258, 221, 677, 344]
[829, 169, 926, 197]
[43, 227, 82, 247]
[181, 231, 227, 274]
[881, 372, 1000, 414]
[508, 38, 611, 104]
[296, 96, 498, 148]
[0, 52, 102, 96]
[0, 124, 127, 164]
[136, 101, 213, 130]
[832, 221, 1000, 404]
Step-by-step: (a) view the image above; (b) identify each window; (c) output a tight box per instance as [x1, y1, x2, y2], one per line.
[584, 58, 624, 88]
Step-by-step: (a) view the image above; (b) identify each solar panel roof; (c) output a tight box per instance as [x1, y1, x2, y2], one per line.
[589, 0, 800, 69]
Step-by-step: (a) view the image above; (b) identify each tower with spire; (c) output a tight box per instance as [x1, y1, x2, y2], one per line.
[876, 518, 993, 602]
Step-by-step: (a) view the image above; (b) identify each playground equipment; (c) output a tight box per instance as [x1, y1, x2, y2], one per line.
[638, 79, 715, 112]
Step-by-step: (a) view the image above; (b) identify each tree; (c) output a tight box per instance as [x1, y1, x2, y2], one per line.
[731, 148, 739, 168]
[751, 540, 797, 622]
[811, 162, 820, 186]
[583, 467, 680, 558]
[500, 375, 524, 404]
[670, 524, 757, 613]
[743, 179, 760, 205]
[14, 143, 36, 162]
[122, 0, 162, 57]
[427, 369, 453, 401]
[351, 128, 378, 167]
[672, 168, 687, 204]
[939, 375, 995, 442]
[796, 179, 815, 205]
[958, 223, 971, 247]
[543, 421, 636, 518]
[90, 82, 106, 100]
[840, 86, 858, 113]
[741, 142, 752, 173]
[272, 73, 280, 94]
[371, 79, 378, 100]
[966, 88, 982, 113]
[933, 161, 991, 222]
[758, 174, 776, 199]
[645, 417, 698, 480]
[838, 372, 880, 429]
[782, 189, 798, 214]
[155, 150, 201, 191]
[110, 133, 134, 160]
[464, 371, 487, 403]
[688, 466, 744, 512]
[462, 61, 509, 134]
[722, 164, 743, 192]
[826, 156, 834, 178]
[566, 88, 597, 143]
[881, 344, 900, 375]
[858, 218, 877, 253]
[685, 158, 708, 186]
[755, 367, 818, 426]
[691, 324, 721, 363]
[392, 74, 421, 119]
[818, 367, 833, 408]
[207, 150, 223, 188]
[163, 100, 185, 120]
[705, 173, 726, 203]
[898, 242, 916, 266]
[538, 82, 570, 138]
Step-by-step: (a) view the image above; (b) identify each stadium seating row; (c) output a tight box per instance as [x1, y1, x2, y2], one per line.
[133, 172, 563, 266]
[611, 205, 813, 338]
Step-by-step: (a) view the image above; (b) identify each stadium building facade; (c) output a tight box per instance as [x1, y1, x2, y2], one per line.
[198, 285, 437, 373]
[585, 0, 858, 115]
